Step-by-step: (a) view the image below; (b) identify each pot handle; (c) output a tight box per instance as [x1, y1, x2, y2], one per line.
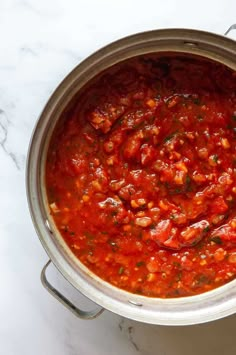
[41, 260, 104, 319]
[224, 24, 236, 36]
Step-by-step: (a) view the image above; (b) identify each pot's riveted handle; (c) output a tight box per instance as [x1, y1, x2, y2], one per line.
[41, 260, 104, 319]
[224, 24, 236, 36]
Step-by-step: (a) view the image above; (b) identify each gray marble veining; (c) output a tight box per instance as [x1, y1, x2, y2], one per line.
[1, 0, 236, 354]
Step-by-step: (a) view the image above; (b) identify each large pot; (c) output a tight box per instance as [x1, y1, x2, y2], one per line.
[27, 26, 236, 326]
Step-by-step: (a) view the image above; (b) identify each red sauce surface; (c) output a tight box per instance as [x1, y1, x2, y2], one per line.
[46, 54, 236, 297]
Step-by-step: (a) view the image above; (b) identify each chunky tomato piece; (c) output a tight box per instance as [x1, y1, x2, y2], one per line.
[210, 196, 228, 214]
[210, 220, 236, 242]
[148, 219, 172, 243]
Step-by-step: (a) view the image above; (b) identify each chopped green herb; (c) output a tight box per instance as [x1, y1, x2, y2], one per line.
[196, 274, 210, 285]
[136, 261, 145, 267]
[84, 231, 94, 239]
[196, 240, 204, 250]
[118, 266, 124, 275]
[185, 175, 192, 192]
[210, 236, 222, 245]
[134, 100, 142, 106]
[186, 175, 191, 184]
[164, 131, 178, 142]
[111, 211, 118, 216]
[232, 114, 236, 121]
[173, 261, 181, 268]
[150, 223, 156, 230]
[197, 114, 204, 121]
[204, 226, 210, 233]
[173, 289, 180, 296]
[137, 230, 143, 239]
[176, 271, 182, 281]
[174, 188, 182, 194]
[193, 98, 201, 105]
[212, 154, 218, 163]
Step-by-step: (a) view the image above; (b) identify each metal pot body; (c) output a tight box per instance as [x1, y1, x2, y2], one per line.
[27, 28, 236, 325]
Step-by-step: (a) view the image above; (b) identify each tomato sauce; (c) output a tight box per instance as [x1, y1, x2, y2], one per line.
[46, 54, 236, 297]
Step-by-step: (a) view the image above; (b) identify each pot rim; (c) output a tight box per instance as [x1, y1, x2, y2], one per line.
[26, 27, 236, 325]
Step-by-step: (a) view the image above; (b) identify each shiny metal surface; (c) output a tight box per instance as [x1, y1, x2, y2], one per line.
[41, 260, 104, 319]
[225, 23, 236, 36]
[26, 28, 236, 325]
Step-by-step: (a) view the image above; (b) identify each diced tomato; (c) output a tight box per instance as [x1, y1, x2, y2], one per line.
[147, 219, 172, 243]
[210, 196, 228, 214]
[123, 131, 143, 160]
[140, 144, 156, 165]
[180, 220, 209, 246]
[87, 103, 125, 133]
[210, 222, 236, 242]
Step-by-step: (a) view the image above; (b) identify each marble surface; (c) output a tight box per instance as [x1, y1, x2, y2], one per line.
[1, 0, 236, 354]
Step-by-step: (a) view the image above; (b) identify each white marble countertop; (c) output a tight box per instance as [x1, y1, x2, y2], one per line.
[1, 0, 236, 354]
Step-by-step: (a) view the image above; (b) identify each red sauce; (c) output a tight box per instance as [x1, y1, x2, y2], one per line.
[46, 54, 236, 298]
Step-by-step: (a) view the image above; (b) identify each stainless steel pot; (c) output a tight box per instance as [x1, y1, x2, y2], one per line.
[26, 26, 236, 326]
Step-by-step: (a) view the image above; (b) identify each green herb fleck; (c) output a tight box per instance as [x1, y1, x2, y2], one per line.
[136, 261, 145, 267]
[210, 236, 222, 245]
[150, 223, 156, 230]
[174, 188, 182, 194]
[186, 175, 191, 184]
[173, 261, 181, 268]
[197, 114, 204, 121]
[134, 100, 142, 106]
[193, 98, 201, 105]
[185, 174, 192, 192]
[204, 226, 210, 233]
[118, 266, 124, 275]
[196, 274, 210, 285]
[84, 231, 94, 239]
[232, 114, 236, 121]
[111, 211, 118, 217]
[137, 230, 143, 239]
[213, 154, 218, 163]
[164, 131, 178, 143]
[176, 271, 182, 281]
[173, 289, 180, 296]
